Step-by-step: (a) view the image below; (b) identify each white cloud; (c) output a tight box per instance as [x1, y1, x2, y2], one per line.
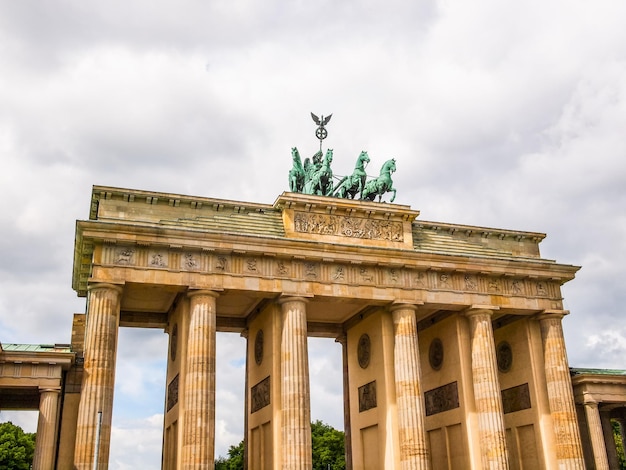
[110, 414, 164, 470]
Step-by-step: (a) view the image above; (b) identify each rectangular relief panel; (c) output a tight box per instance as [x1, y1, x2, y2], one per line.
[425, 381, 459, 416]
[358, 380, 377, 412]
[501, 383, 531, 414]
[166, 374, 179, 412]
[251, 376, 271, 413]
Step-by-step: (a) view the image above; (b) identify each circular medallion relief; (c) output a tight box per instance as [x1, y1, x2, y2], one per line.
[429, 338, 444, 370]
[357, 334, 371, 369]
[170, 323, 178, 362]
[496, 341, 513, 373]
[254, 329, 264, 366]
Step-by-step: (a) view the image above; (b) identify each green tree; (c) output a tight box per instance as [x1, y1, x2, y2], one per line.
[215, 421, 345, 469]
[614, 420, 626, 470]
[215, 439, 244, 470]
[0, 421, 36, 470]
[311, 420, 345, 470]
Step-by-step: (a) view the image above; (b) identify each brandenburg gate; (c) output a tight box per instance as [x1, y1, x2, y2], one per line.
[63, 181, 587, 469]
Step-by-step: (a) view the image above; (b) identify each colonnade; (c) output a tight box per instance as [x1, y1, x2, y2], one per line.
[71, 284, 586, 469]
[580, 400, 625, 469]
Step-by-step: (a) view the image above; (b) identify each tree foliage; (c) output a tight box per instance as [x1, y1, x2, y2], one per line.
[311, 420, 345, 470]
[0, 421, 36, 470]
[614, 420, 626, 470]
[215, 440, 244, 470]
[215, 421, 345, 470]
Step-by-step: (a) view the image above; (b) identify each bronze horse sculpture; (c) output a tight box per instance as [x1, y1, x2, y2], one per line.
[334, 151, 370, 199]
[288, 147, 305, 193]
[361, 158, 397, 203]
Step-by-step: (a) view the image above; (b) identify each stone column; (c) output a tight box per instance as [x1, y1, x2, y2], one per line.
[279, 296, 312, 470]
[600, 409, 619, 469]
[583, 401, 609, 470]
[241, 329, 249, 470]
[181, 289, 219, 469]
[464, 306, 509, 470]
[33, 387, 61, 470]
[74, 283, 123, 470]
[537, 310, 585, 469]
[335, 334, 353, 470]
[390, 303, 430, 470]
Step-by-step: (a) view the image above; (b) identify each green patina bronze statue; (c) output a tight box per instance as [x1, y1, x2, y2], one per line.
[334, 151, 370, 199]
[361, 158, 397, 203]
[288, 113, 398, 203]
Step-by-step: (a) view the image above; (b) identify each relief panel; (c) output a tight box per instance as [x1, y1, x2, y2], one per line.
[251, 376, 271, 413]
[425, 381, 460, 416]
[293, 211, 404, 242]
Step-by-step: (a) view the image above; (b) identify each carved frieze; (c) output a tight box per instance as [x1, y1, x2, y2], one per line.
[276, 260, 290, 276]
[214, 255, 228, 272]
[464, 274, 478, 291]
[149, 250, 168, 268]
[116, 247, 135, 265]
[359, 267, 374, 283]
[387, 268, 400, 284]
[251, 376, 271, 413]
[332, 265, 346, 281]
[246, 257, 259, 273]
[425, 381, 459, 416]
[181, 252, 199, 270]
[304, 262, 319, 279]
[103, 242, 560, 302]
[294, 211, 404, 242]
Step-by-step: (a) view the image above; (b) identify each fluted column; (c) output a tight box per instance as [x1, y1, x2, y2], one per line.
[600, 409, 619, 469]
[181, 289, 219, 469]
[391, 303, 430, 470]
[584, 401, 609, 470]
[335, 334, 353, 470]
[74, 283, 123, 470]
[465, 307, 509, 470]
[33, 387, 61, 470]
[279, 296, 312, 470]
[538, 311, 585, 469]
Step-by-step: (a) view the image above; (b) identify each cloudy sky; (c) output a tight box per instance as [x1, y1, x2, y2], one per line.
[1, 0, 625, 467]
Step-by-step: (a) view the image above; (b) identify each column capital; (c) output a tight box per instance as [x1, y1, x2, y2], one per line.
[187, 288, 221, 299]
[240, 328, 249, 339]
[584, 394, 600, 407]
[87, 283, 124, 295]
[38, 387, 62, 394]
[277, 294, 311, 305]
[389, 300, 424, 313]
[334, 334, 347, 346]
[536, 309, 570, 321]
[463, 305, 500, 318]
